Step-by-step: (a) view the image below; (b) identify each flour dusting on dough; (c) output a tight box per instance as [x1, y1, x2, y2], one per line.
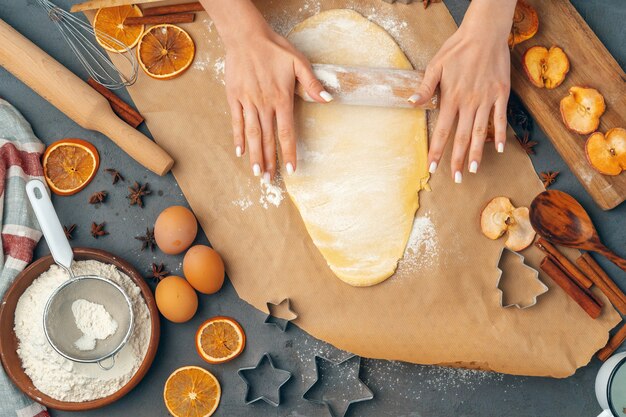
[400, 213, 439, 271]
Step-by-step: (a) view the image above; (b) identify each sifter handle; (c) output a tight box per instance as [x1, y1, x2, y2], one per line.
[25, 180, 74, 272]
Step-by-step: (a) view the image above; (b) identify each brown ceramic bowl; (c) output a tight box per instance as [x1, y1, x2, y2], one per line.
[0, 248, 160, 411]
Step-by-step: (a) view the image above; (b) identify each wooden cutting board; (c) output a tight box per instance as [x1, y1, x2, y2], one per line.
[510, 0, 626, 210]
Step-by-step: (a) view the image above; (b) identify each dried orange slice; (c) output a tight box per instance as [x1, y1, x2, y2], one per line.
[43, 139, 99, 196]
[164, 366, 221, 417]
[93, 5, 144, 53]
[195, 317, 246, 364]
[137, 24, 195, 80]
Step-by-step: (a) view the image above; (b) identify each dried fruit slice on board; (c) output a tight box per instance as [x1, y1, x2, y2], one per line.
[508, 0, 539, 49]
[586, 128, 626, 176]
[43, 138, 99, 195]
[93, 5, 144, 53]
[560, 86, 606, 135]
[523, 46, 569, 89]
[137, 24, 195, 80]
[164, 366, 221, 417]
[481, 196, 536, 252]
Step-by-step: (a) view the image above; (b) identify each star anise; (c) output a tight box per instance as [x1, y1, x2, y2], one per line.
[135, 227, 156, 251]
[147, 263, 168, 283]
[127, 182, 151, 208]
[63, 224, 76, 240]
[88, 190, 107, 204]
[90, 222, 108, 238]
[105, 168, 124, 185]
[515, 131, 538, 155]
[507, 97, 533, 132]
[540, 171, 559, 188]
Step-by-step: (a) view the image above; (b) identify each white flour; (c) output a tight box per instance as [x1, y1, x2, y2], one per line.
[400, 213, 439, 271]
[72, 299, 118, 351]
[14, 260, 151, 402]
[259, 176, 285, 208]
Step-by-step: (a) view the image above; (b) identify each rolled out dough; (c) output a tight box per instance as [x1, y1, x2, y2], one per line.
[285, 9, 429, 286]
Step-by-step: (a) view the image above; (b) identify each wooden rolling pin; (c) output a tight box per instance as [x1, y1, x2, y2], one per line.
[296, 64, 438, 109]
[0, 19, 174, 176]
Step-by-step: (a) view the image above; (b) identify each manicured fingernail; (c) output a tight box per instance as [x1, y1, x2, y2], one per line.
[320, 91, 334, 102]
[262, 172, 271, 184]
[252, 164, 261, 176]
[469, 160, 478, 174]
[454, 171, 462, 184]
[497, 142, 504, 153]
[286, 162, 295, 175]
[428, 161, 438, 174]
[408, 94, 421, 104]
[235, 146, 242, 157]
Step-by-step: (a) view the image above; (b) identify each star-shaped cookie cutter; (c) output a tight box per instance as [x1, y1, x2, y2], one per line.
[302, 354, 374, 417]
[496, 247, 548, 309]
[237, 353, 292, 407]
[264, 298, 298, 332]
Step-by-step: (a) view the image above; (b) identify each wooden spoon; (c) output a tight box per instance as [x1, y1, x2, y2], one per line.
[530, 190, 626, 272]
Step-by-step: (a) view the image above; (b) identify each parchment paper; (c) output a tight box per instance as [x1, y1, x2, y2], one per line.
[96, 0, 620, 377]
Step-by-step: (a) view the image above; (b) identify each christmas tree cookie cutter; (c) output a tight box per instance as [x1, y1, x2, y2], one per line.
[264, 298, 298, 332]
[237, 352, 292, 407]
[496, 247, 548, 309]
[302, 354, 374, 417]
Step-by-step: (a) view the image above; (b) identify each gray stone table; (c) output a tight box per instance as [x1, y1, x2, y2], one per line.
[0, 0, 625, 416]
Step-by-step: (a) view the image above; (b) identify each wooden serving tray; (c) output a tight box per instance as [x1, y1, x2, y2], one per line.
[510, 0, 626, 210]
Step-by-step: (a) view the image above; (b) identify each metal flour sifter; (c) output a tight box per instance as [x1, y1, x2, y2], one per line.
[26, 180, 134, 369]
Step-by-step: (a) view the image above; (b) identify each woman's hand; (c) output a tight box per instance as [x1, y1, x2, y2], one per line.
[201, 0, 332, 181]
[410, 0, 517, 183]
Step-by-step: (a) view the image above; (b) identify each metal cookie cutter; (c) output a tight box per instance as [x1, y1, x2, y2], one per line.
[496, 247, 548, 309]
[264, 298, 298, 332]
[303, 355, 374, 417]
[237, 353, 292, 407]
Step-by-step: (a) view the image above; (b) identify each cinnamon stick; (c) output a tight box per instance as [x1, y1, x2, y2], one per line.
[535, 238, 593, 288]
[124, 13, 195, 26]
[540, 257, 602, 319]
[87, 78, 144, 128]
[583, 252, 626, 304]
[577, 255, 626, 315]
[598, 323, 626, 361]
[142, 2, 204, 16]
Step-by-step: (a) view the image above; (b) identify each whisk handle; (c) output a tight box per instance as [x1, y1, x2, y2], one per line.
[25, 180, 74, 272]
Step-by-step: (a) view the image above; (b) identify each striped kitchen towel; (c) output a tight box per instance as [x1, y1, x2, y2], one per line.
[0, 99, 48, 417]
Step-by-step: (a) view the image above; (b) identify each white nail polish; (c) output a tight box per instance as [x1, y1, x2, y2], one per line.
[469, 161, 478, 174]
[408, 94, 421, 104]
[252, 164, 261, 176]
[286, 162, 295, 175]
[428, 161, 438, 174]
[454, 171, 462, 184]
[497, 143, 505, 153]
[235, 146, 242, 158]
[320, 91, 334, 102]
[262, 172, 271, 184]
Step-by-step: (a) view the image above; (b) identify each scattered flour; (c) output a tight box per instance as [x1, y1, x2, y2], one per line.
[72, 299, 118, 352]
[14, 260, 151, 402]
[259, 176, 285, 208]
[400, 213, 439, 271]
[232, 196, 253, 211]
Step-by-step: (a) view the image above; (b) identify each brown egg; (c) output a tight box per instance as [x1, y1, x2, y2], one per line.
[154, 206, 198, 255]
[183, 245, 225, 294]
[155, 276, 198, 323]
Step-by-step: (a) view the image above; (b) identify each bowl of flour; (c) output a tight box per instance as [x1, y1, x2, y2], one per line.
[0, 248, 160, 411]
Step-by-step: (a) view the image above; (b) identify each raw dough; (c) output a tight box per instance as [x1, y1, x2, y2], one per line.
[285, 9, 429, 286]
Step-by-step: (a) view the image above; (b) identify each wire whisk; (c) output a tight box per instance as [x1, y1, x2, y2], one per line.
[35, 0, 138, 90]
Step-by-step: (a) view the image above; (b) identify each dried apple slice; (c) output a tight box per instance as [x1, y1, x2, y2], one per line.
[481, 196, 536, 251]
[585, 128, 626, 176]
[508, 0, 539, 49]
[522, 46, 569, 89]
[560, 86, 606, 135]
